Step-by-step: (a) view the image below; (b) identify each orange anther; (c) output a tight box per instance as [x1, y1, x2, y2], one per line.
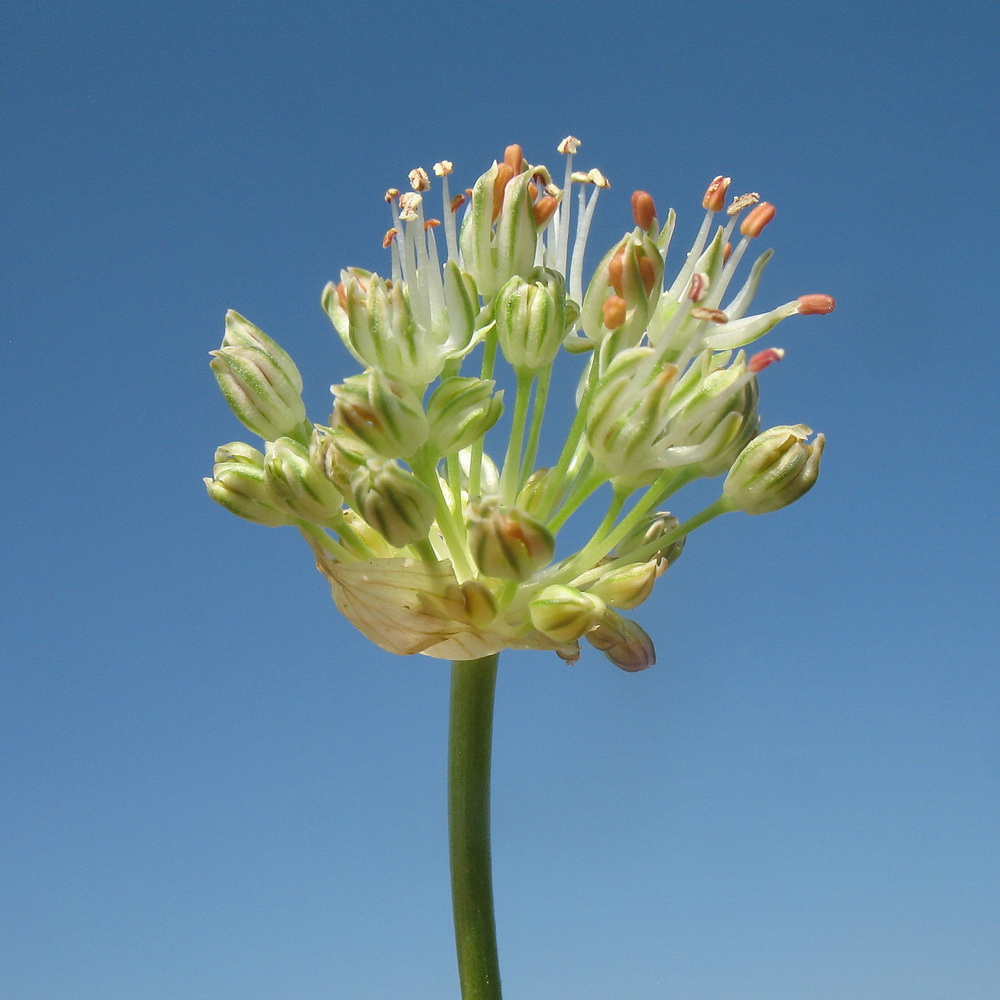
[796, 294, 836, 315]
[382, 227, 398, 249]
[723, 241, 733, 263]
[637, 256, 656, 295]
[749, 347, 785, 372]
[450, 193, 467, 213]
[703, 176, 731, 212]
[336, 281, 348, 311]
[602, 295, 628, 330]
[631, 190, 657, 230]
[608, 249, 625, 296]
[740, 201, 775, 238]
[492, 163, 516, 222]
[503, 144, 524, 173]
[424, 219, 441, 230]
[533, 195, 558, 227]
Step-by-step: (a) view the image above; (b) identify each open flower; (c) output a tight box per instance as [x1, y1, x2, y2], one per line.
[207, 139, 834, 670]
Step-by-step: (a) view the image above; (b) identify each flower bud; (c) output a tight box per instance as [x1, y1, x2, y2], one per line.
[425, 377, 504, 455]
[723, 424, 825, 515]
[467, 498, 555, 581]
[515, 467, 557, 516]
[210, 333, 308, 442]
[615, 512, 686, 567]
[350, 459, 436, 548]
[214, 440, 266, 467]
[529, 585, 606, 643]
[495, 267, 576, 374]
[461, 580, 499, 628]
[585, 610, 656, 672]
[331, 369, 429, 459]
[264, 436, 343, 523]
[310, 424, 377, 496]
[204, 457, 293, 527]
[588, 560, 659, 610]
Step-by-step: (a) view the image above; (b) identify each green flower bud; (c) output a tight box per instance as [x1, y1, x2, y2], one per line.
[263, 436, 343, 523]
[425, 377, 504, 455]
[495, 267, 577, 374]
[588, 560, 659, 610]
[214, 441, 266, 467]
[529, 585, 606, 643]
[461, 580, 499, 628]
[515, 467, 557, 516]
[585, 610, 655, 672]
[467, 499, 555, 582]
[204, 457, 293, 527]
[350, 459, 436, 548]
[723, 424, 825, 515]
[331, 369, 428, 459]
[310, 425, 377, 496]
[210, 312, 307, 441]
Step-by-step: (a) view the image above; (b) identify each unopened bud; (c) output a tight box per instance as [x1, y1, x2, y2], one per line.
[331, 369, 428, 459]
[204, 456, 293, 527]
[264, 436, 343, 523]
[585, 610, 655, 671]
[426, 377, 504, 455]
[529, 585, 606, 643]
[495, 267, 575, 374]
[515, 467, 556, 515]
[616, 512, 685, 566]
[723, 424, 825, 515]
[461, 580, 498, 628]
[467, 499, 555, 581]
[350, 459, 436, 548]
[588, 560, 659, 610]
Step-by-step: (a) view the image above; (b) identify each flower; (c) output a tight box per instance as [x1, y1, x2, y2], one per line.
[208, 139, 834, 670]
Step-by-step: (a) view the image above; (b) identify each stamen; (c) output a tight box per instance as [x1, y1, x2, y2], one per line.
[609, 250, 625, 295]
[384, 188, 399, 203]
[723, 241, 733, 262]
[533, 195, 559, 227]
[433, 161, 453, 177]
[588, 168, 610, 189]
[503, 144, 524, 173]
[408, 167, 431, 192]
[382, 228, 398, 249]
[688, 272, 710, 302]
[702, 176, 732, 212]
[492, 163, 516, 222]
[796, 294, 836, 315]
[450, 193, 467, 212]
[424, 219, 441, 230]
[603, 296, 627, 330]
[740, 202, 775, 238]
[557, 136, 581, 155]
[631, 190, 657, 231]
[749, 347, 785, 372]
[398, 192, 423, 223]
[727, 192, 760, 215]
[336, 281, 347, 311]
[638, 257, 656, 295]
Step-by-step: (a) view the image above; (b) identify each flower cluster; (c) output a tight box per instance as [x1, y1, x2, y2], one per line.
[206, 140, 833, 669]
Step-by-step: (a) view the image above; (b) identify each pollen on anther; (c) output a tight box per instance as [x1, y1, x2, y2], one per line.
[703, 176, 732, 212]
[796, 294, 836, 315]
[433, 161, 453, 177]
[749, 347, 785, 372]
[588, 168, 610, 189]
[558, 136, 581, 155]
[740, 201, 775, 238]
[382, 227, 398, 248]
[728, 192, 760, 216]
[408, 167, 431, 192]
[398, 192, 423, 222]
[384, 188, 400, 203]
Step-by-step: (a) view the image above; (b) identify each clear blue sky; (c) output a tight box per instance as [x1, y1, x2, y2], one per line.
[3, 2, 998, 998]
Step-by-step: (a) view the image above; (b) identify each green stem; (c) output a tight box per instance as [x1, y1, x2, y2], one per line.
[449, 654, 502, 1000]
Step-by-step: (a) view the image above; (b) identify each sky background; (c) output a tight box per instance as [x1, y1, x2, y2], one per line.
[3, 2, 998, 998]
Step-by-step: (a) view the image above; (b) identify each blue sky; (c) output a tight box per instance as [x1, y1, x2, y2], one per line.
[3, 2, 998, 998]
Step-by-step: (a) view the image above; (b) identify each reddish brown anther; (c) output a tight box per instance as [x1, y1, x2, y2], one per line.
[796, 294, 836, 315]
[749, 347, 785, 372]
[631, 190, 657, 230]
[492, 162, 516, 222]
[382, 228, 398, 249]
[688, 272, 709, 302]
[690, 306, 729, 324]
[602, 295, 628, 330]
[503, 144, 524, 174]
[533, 195, 558, 227]
[703, 175, 731, 212]
[450, 193, 467, 213]
[740, 202, 776, 238]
